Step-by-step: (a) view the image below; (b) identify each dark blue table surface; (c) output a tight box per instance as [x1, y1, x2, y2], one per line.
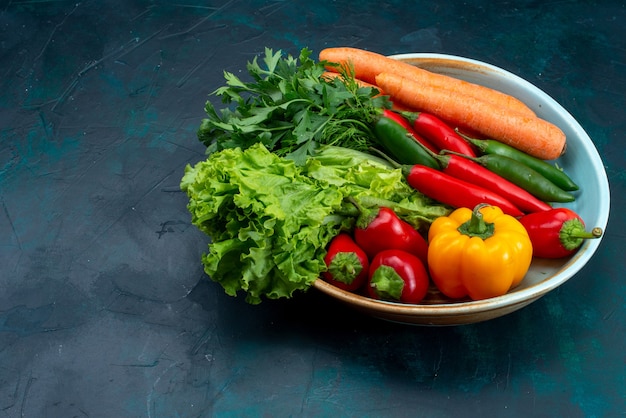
[1, 1, 624, 417]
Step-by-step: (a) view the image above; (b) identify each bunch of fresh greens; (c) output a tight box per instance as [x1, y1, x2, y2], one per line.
[180, 143, 449, 304]
[198, 47, 389, 164]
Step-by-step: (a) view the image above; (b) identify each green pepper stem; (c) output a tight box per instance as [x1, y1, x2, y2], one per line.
[368, 146, 401, 169]
[560, 220, 603, 251]
[455, 129, 479, 142]
[407, 133, 451, 168]
[566, 227, 603, 239]
[458, 204, 495, 239]
[441, 149, 482, 164]
[399, 110, 420, 125]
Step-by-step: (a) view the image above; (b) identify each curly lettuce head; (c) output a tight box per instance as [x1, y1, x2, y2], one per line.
[181, 143, 350, 304]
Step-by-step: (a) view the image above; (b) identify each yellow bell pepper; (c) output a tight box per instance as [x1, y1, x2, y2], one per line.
[427, 205, 533, 301]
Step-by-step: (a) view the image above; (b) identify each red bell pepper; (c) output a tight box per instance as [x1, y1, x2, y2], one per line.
[322, 233, 369, 291]
[518, 208, 603, 258]
[353, 206, 429, 266]
[367, 249, 429, 304]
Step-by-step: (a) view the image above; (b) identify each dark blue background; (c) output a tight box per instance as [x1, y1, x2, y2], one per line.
[1, 1, 623, 417]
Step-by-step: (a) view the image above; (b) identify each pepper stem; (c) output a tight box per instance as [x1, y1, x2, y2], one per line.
[368, 147, 401, 169]
[346, 196, 385, 230]
[560, 220, 603, 250]
[454, 129, 486, 150]
[398, 110, 420, 125]
[457, 204, 495, 239]
[441, 149, 482, 164]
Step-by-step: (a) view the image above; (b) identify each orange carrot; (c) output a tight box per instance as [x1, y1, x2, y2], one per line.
[319, 47, 536, 118]
[375, 72, 566, 160]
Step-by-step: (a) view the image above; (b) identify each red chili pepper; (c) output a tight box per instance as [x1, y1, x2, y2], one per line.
[322, 233, 369, 291]
[367, 249, 429, 304]
[353, 206, 429, 266]
[405, 133, 552, 214]
[400, 111, 478, 157]
[402, 164, 525, 218]
[518, 208, 603, 258]
[382, 109, 439, 153]
[432, 151, 552, 213]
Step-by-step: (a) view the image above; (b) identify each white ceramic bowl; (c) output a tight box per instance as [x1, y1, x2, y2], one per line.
[313, 53, 610, 326]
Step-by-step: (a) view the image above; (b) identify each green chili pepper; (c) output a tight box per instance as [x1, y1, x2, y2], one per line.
[373, 116, 439, 169]
[459, 133, 579, 191]
[446, 151, 575, 203]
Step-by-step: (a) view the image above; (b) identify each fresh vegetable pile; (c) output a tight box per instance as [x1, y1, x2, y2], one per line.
[181, 46, 602, 305]
[181, 143, 448, 304]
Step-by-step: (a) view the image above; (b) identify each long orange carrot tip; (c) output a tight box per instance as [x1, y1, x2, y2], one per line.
[319, 47, 536, 118]
[375, 72, 566, 160]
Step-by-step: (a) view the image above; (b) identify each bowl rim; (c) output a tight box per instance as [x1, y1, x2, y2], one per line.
[314, 52, 610, 320]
